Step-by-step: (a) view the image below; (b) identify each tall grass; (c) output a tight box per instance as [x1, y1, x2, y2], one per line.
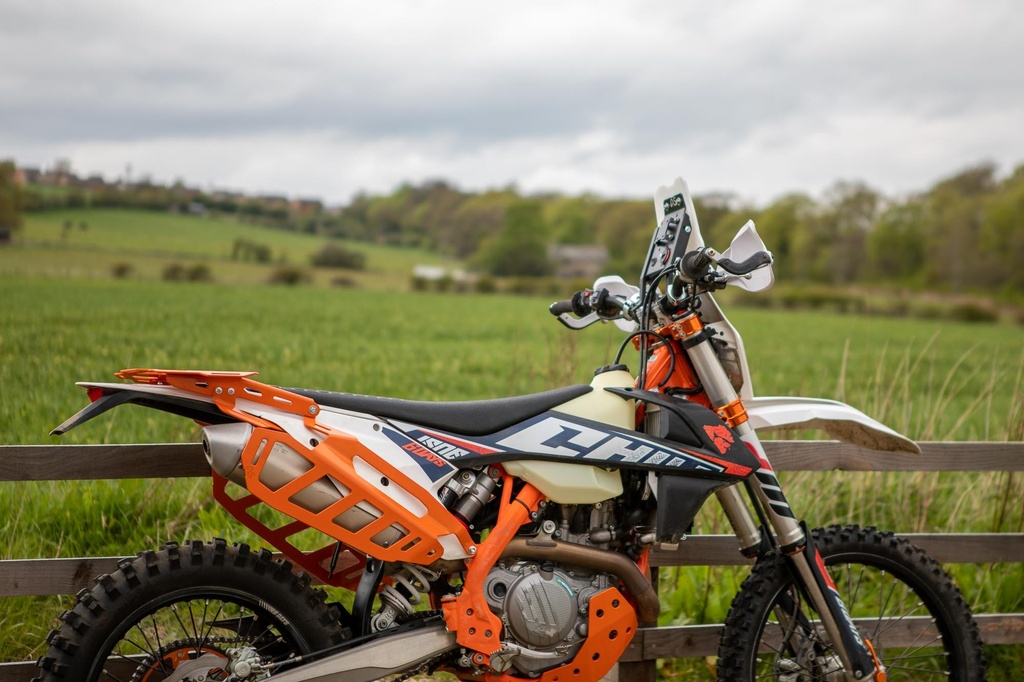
[2, 276, 1023, 676]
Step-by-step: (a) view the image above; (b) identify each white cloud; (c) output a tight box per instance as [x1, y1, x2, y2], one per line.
[2, 0, 1022, 204]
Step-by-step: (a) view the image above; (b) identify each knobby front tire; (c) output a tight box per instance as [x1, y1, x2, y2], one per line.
[717, 524, 986, 681]
[34, 539, 349, 681]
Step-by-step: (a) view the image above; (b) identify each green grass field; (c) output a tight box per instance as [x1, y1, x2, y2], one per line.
[1, 209, 1022, 675]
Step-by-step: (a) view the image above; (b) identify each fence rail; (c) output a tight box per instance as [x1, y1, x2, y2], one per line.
[2, 440, 1022, 680]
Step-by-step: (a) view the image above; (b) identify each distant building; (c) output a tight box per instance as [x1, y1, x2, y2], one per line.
[548, 244, 608, 280]
[413, 265, 447, 281]
[290, 198, 323, 215]
[81, 175, 108, 191]
[13, 167, 40, 185]
[257, 194, 289, 209]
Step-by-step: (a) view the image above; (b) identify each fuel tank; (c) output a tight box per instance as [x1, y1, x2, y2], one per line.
[500, 367, 633, 504]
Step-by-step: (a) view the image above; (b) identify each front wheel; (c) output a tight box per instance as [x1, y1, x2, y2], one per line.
[34, 539, 350, 681]
[717, 525, 986, 681]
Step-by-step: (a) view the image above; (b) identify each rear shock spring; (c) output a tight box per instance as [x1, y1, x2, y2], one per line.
[371, 564, 441, 632]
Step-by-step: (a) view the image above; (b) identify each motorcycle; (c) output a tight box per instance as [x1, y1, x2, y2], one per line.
[35, 178, 985, 681]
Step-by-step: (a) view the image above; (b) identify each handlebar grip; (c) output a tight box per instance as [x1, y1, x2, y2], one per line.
[549, 299, 576, 316]
[550, 290, 596, 317]
[680, 249, 714, 280]
[717, 251, 772, 276]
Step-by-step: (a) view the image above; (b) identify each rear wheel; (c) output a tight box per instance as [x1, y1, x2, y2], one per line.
[717, 525, 986, 681]
[34, 539, 349, 681]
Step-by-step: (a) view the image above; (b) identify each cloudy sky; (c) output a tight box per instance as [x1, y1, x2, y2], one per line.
[2, 1, 1022, 206]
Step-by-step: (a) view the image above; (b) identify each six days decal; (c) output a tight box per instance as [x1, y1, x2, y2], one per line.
[380, 427, 457, 482]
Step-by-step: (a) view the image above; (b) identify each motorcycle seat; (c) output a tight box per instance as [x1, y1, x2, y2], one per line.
[284, 385, 593, 437]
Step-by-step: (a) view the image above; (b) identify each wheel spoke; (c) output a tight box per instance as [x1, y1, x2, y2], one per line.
[717, 526, 982, 681]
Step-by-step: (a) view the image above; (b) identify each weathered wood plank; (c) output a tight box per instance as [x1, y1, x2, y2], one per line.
[5, 533, 1020, 598]
[0, 557, 126, 597]
[618, 613, 1024, 660]
[3, 616, 1022, 676]
[651, 532, 1024, 567]
[763, 440, 1024, 471]
[0, 443, 209, 481]
[3, 441, 1022, 481]
[0, 658, 139, 680]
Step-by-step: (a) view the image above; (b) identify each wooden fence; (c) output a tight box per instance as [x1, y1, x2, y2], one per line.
[2, 441, 1022, 680]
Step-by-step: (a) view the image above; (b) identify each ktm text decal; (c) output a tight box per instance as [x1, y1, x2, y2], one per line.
[495, 416, 726, 472]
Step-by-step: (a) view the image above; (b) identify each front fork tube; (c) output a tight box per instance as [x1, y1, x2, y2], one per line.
[728, 428, 878, 680]
[739, 431, 878, 680]
[682, 319, 877, 680]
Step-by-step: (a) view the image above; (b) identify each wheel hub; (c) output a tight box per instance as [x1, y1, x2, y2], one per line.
[158, 652, 228, 682]
[134, 639, 231, 682]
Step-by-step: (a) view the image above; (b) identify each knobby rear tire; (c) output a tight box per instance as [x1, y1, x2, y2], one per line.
[716, 524, 986, 681]
[34, 538, 349, 681]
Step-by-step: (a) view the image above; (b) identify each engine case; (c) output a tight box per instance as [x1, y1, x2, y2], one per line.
[482, 560, 612, 675]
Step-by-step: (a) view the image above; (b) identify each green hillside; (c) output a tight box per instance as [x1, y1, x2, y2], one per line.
[1, 208, 455, 288]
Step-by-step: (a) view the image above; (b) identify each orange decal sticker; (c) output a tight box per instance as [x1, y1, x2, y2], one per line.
[703, 424, 734, 454]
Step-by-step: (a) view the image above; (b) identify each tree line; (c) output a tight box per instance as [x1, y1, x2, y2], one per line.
[2, 158, 1022, 298]
[328, 163, 1024, 297]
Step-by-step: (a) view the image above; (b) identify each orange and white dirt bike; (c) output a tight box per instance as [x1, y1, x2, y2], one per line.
[37, 179, 986, 682]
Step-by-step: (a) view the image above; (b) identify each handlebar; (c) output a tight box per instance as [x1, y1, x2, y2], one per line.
[669, 246, 772, 299]
[553, 245, 772, 327]
[549, 288, 627, 319]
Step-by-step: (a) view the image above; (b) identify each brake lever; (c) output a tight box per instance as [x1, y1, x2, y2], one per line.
[554, 311, 602, 330]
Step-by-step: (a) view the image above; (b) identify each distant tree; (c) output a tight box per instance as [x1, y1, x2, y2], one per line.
[231, 238, 273, 263]
[866, 199, 927, 282]
[921, 163, 997, 291]
[0, 160, 24, 243]
[752, 194, 816, 281]
[818, 181, 882, 284]
[594, 200, 650, 276]
[268, 265, 311, 286]
[447, 192, 514, 259]
[979, 165, 1024, 291]
[550, 198, 595, 245]
[479, 200, 552, 277]
[310, 243, 366, 270]
[366, 196, 405, 245]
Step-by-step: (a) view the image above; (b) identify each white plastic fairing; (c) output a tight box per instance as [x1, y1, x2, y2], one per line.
[653, 177, 704, 253]
[353, 456, 429, 517]
[719, 221, 775, 292]
[695, 293, 756, 402]
[592, 275, 640, 332]
[745, 396, 920, 454]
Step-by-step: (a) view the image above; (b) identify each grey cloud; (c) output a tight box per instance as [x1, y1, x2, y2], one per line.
[2, 0, 1022, 201]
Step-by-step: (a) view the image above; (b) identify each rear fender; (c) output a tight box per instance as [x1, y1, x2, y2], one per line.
[51, 382, 234, 435]
[745, 396, 920, 454]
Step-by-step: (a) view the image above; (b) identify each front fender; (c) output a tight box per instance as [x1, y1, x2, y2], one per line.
[745, 396, 920, 454]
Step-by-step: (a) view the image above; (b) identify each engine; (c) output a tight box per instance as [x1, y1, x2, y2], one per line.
[482, 559, 614, 675]
[470, 500, 625, 676]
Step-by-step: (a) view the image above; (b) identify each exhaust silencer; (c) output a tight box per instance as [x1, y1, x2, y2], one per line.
[202, 422, 252, 485]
